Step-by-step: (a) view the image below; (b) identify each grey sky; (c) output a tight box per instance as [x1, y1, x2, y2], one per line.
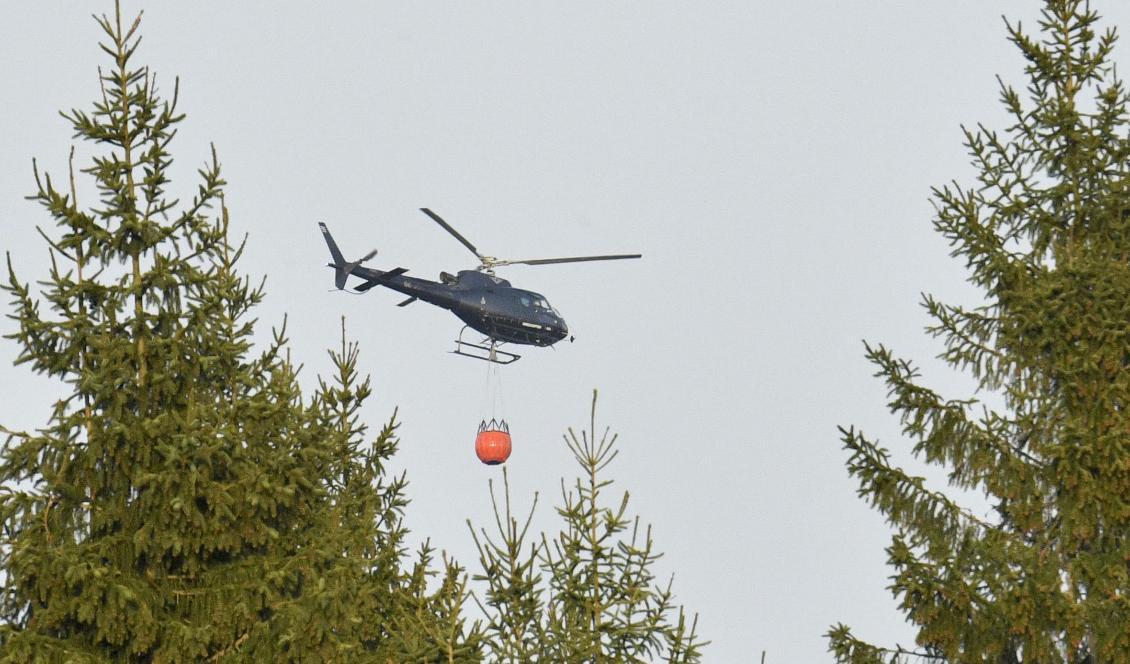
[5, 2, 1130, 660]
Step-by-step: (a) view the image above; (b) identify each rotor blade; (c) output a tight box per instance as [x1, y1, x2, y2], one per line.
[359, 248, 378, 262]
[420, 208, 483, 260]
[501, 253, 642, 266]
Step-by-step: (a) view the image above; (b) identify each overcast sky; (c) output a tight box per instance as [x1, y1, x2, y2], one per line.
[5, 2, 1130, 661]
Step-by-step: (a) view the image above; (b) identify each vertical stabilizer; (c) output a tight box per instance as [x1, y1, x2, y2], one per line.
[319, 222, 345, 265]
[319, 223, 353, 289]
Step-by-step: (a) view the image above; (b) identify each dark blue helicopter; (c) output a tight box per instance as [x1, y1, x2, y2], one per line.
[319, 208, 640, 363]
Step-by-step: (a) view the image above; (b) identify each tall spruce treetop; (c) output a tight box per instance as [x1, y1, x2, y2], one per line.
[0, 4, 480, 661]
[829, 2, 1130, 662]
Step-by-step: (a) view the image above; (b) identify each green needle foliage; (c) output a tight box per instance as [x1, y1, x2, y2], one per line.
[469, 392, 705, 663]
[829, 2, 1130, 662]
[0, 3, 480, 661]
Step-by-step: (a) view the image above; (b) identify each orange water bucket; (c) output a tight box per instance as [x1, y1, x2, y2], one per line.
[475, 418, 512, 465]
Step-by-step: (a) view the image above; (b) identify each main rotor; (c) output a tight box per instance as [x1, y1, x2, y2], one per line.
[419, 208, 641, 275]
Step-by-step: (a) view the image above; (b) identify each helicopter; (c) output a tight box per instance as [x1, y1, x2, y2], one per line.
[319, 208, 640, 364]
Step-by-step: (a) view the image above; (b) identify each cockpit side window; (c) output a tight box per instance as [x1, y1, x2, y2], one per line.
[520, 295, 532, 307]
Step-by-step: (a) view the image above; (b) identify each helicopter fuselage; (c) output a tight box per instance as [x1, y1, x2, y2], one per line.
[342, 265, 569, 347]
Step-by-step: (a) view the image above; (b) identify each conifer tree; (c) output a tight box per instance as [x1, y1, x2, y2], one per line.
[0, 4, 480, 661]
[829, 2, 1130, 662]
[470, 392, 705, 663]
[260, 322, 481, 663]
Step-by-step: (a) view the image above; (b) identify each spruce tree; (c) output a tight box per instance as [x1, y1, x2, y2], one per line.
[0, 4, 480, 661]
[470, 392, 705, 663]
[263, 322, 481, 663]
[829, 2, 1130, 662]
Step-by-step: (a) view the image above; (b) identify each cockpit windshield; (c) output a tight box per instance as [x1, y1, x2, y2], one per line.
[518, 292, 561, 316]
[540, 298, 562, 316]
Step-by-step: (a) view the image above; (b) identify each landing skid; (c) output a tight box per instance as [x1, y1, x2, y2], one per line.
[452, 327, 521, 364]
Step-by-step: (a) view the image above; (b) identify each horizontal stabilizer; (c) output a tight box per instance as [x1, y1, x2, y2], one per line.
[355, 267, 409, 293]
[397, 296, 418, 307]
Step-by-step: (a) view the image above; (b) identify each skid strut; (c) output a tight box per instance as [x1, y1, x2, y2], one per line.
[452, 326, 521, 364]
